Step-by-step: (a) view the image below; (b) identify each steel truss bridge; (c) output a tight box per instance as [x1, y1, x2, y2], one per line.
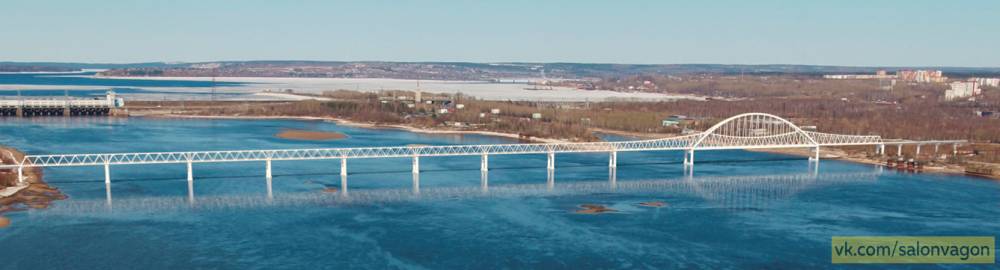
[1, 113, 965, 190]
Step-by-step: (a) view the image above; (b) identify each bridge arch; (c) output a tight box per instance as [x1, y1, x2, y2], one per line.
[690, 113, 818, 149]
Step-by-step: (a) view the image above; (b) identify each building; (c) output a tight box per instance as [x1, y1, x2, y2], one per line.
[661, 115, 688, 127]
[824, 69, 947, 83]
[897, 70, 947, 83]
[823, 74, 893, 80]
[970, 77, 1000, 88]
[944, 81, 981, 101]
[823, 69, 895, 80]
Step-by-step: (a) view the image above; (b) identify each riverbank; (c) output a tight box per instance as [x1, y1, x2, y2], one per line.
[0, 146, 68, 227]
[140, 114, 573, 144]
[275, 130, 347, 141]
[589, 128, 676, 140]
[747, 147, 999, 180]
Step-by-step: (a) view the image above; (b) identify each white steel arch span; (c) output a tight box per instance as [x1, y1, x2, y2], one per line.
[0, 113, 965, 187]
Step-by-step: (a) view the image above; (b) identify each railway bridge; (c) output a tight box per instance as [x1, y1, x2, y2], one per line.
[0, 113, 965, 195]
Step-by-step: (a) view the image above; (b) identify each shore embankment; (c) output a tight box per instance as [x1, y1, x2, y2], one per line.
[0, 146, 68, 228]
[747, 147, 999, 180]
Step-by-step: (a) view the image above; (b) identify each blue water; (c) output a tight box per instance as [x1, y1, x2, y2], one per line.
[0, 72, 243, 88]
[0, 73, 245, 97]
[0, 118, 998, 269]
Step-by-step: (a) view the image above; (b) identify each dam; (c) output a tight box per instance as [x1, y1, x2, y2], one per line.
[0, 91, 125, 117]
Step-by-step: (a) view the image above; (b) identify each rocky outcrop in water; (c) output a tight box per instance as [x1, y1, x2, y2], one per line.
[0, 146, 68, 222]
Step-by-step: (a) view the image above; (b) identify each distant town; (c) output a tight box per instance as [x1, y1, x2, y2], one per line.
[825, 69, 998, 101]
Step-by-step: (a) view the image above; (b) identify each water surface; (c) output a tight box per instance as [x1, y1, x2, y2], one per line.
[0, 117, 997, 269]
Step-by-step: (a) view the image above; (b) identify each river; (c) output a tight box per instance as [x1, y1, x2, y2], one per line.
[0, 72, 696, 102]
[0, 117, 998, 269]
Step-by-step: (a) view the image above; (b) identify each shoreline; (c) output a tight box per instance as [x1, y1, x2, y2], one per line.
[747, 148, 999, 181]
[139, 114, 573, 144]
[1, 146, 68, 219]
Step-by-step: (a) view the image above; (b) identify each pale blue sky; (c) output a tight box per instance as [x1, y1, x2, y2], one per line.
[2, 0, 998, 66]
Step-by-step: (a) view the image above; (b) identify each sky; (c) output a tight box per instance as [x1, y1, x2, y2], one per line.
[2, 0, 998, 66]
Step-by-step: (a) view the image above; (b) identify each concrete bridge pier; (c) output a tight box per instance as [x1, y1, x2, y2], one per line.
[186, 160, 193, 182]
[265, 158, 273, 200]
[480, 171, 488, 192]
[934, 144, 940, 155]
[609, 151, 617, 168]
[265, 158, 272, 180]
[683, 149, 695, 167]
[412, 155, 420, 174]
[340, 157, 347, 176]
[608, 167, 617, 191]
[187, 179, 195, 205]
[412, 173, 420, 194]
[953, 144, 958, 156]
[266, 176, 273, 200]
[915, 144, 922, 157]
[340, 174, 348, 196]
[809, 146, 820, 162]
[810, 160, 820, 177]
[17, 165, 24, 185]
[546, 169, 554, 191]
[105, 181, 113, 208]
[897, 144, 903, 157]
[546, 151, 555, 171]
[104, 160, 111, 184]
[480, 154, 488, 172]
[876, 144, 885, 156]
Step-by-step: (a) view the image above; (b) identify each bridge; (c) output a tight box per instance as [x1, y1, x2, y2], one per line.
[1, 113, 965, 193]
